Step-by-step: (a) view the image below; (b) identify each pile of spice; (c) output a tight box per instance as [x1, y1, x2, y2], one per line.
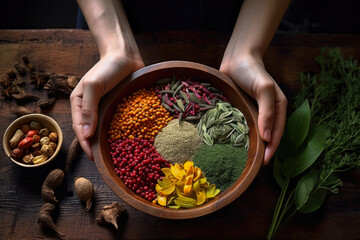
[155, 161, 220, 208]
[197, 102, 249, 149]
[109, 137, 170, 202]
[108, 88, 172, 140]
[0, 55, 79, 111]
[154, 119, 203, 164]
[155, 76, 228, 121]
[192, 144, 248, 191]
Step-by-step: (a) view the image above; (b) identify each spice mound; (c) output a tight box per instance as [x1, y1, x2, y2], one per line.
[108, 88, 172, 140]
[197, 102, 249, 149]
[154, 161, 220, 208]
[192, 144, 248, 191]
[109, 137, 170, 202]
[154, 119, 203, 164]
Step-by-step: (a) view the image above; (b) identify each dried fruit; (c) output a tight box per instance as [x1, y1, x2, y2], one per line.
[33, 154, 48, 165]
[18, 137, 34, 149]
[48, 132, 58, 142]
[40, 137, 50, 146]
[22, 154, 34, 164]
[32, 149, 42, 157]
[9, 129, 25, 148]
[11, 148, 24, 159]
[49, 142, 57, 151]
[27, 130, 38, 137]
[20, 124, 30, 134]
[96, 202, 127, 230]
[29, 121, 41, 131]
[32, 134, 40, 143]
[39, 128, 50, 138]
[74, 177, 93, 211]
[41, 144, 54, 157]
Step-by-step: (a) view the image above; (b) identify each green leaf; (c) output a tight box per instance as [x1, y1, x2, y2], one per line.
[282, 125, 328, 178]
[278, 99, 311, 159]
[273, 152, 286, 188]
[323, 173, 342, 187]
[295, 170, 327, 213]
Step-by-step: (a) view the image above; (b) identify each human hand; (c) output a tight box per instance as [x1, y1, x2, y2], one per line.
[220, 54, 287, 165]
[70, 53, 144, 160]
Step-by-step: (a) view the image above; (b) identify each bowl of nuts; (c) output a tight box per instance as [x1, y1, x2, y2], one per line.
[92, 61, 265, 219]
[3, 113, 63, 167]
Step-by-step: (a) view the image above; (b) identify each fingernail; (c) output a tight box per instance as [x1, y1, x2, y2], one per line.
[264, 129, 271, 142]
[83, 124, 90, 138]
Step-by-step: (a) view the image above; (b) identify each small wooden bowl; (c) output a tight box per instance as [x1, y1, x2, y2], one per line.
[92, 61, 265, 219]
[3, 113, 63, 168]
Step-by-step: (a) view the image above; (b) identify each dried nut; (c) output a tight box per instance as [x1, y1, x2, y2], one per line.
[23, 154, 34, 163]
[18, 137, 34, 149]
[39, 128, 50, 138]
[11, 148, 24, 159]
[40, 137, 50, 146]
[33, 155, 48, 165]
[20, 124, 30, 134]
[32, 134, 40, 143]
[74, 177, 93, 211]
[30, 121, 42, 131]
[67, 75, 78, 88]
[41, 144, 54, 157]
[33, 149, 42, 157]
[27, 130, 39, 137]
[32, 142, 40, 149]
[49, 132, 58, 142]
[49, 142, 57, 151]
[9, 129, 25, 148]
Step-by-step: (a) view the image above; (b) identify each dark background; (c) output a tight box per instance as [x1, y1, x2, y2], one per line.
[0, 0, 359, 34]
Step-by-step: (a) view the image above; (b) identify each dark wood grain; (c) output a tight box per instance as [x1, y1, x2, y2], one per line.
[0, 29, 360, 240]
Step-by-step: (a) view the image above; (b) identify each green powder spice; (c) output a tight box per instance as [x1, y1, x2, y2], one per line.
[154, 119, 203, 164]
[192, 144, 248, 191]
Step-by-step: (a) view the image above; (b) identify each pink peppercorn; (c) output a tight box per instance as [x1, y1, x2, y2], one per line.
[108, 137, 170, 202]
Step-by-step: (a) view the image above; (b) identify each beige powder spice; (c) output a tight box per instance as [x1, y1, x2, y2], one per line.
[154, 119, 203, 164]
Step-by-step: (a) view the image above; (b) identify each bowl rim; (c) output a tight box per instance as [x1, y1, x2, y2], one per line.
[92, 60, 264, 219]
[3, 113, 63, 168]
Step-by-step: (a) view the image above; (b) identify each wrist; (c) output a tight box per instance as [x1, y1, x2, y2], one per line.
[220, 51, 264, 75]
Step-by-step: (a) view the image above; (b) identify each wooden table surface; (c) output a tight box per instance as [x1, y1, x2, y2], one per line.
[0, 29, 359, 240]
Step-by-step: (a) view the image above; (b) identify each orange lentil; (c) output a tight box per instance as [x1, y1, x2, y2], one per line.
[108, 88, 172, 140]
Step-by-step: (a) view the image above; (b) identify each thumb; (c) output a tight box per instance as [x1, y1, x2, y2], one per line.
[81, 80, 102, 139]
[256, 81, 275, 143]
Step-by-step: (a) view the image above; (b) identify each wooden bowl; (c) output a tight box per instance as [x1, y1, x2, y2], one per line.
[92, 61, 265, 219]
[3, 113, 63, 168]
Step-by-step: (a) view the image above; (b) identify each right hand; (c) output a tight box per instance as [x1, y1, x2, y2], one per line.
[70, 52, 144, 160]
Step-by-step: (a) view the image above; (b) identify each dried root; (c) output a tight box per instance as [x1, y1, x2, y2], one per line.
[65, 136, 81, 174]
[41, 169, 64, 203]
[38, 203, 65, 238]
[38, 169, 65, 238]
[96, 202, 127, 230]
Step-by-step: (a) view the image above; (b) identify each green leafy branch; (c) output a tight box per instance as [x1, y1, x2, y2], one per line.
[267, 48, 360, 239]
